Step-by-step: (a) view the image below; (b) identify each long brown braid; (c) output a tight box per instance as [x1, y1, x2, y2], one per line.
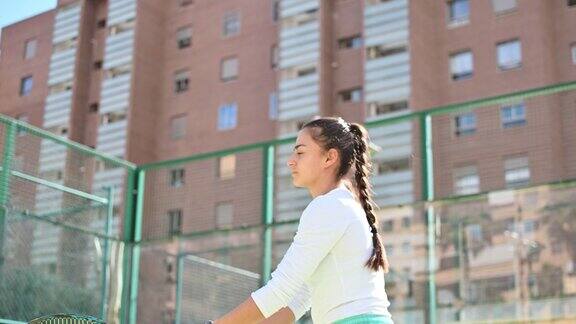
[349, 124, 389, 273]
[302, 117, 389, 273]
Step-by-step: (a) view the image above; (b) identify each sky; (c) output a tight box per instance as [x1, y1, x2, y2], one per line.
[0, 0, 57, 36]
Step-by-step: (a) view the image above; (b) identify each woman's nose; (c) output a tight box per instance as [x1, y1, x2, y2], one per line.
[287, 157, 295, 168]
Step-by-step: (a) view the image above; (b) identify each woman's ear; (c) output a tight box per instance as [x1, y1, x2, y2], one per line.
[324, 148, 339, 168]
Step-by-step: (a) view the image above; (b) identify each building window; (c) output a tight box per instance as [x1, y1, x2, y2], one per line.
[46, 125, 68, 136]
[497, 39, 522, 70]
[40, 170, 64, 181]
[450, 50, 473, 80]
[368, 101, 408, 117]
[492, 0, 517, 14]
[447, 0, 469, 24]
[455, 112, 476, 136]
[338, 35, 362, 50]
[523, 219, 538, 234]
[179, 0, 194, 6]
[366, 44, 406, 60]
[89, 103, 99, 113]
[170, 114, 187, 140]
[177, 26, 192, 49]
[402, 242, 412, 254]
[24, 39, 37, 60]
[384, 244, 393, 256]
[297, 66, 316, 77]
[402, 216, 411, 229]
[20, 76, 33, 96]
[16, 115, 28, 136]
[94, 60, 103, 70]
[382, 220, 394, 232]
[338, 87, 362, 103]
[453, 165, 480, 195]
[269, 92, 279, 120]
[218, 103, 237, 130]
[168, 209, 183, 236]
[571, 43, 576, 64]
[271, 44, 279, 69]
[100, 112, 126, 125]
[97, 19, 106, 28]
[215, 202, 234, 229]
[218, 154, 236, 180]
[504, 155, 530, 188]
[272, 0, 280, 22]
[169, 168, 185, 187]
[466, 224, 483, 243]
[221, 56, 239, 81]
[501, 102, 526, 128]
[569, 0, 576, 7]
[374, 158, 410, 176]
[174, 70, 189, 93]
[223, 11, 241, 37]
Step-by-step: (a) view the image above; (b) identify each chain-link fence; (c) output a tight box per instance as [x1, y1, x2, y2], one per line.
[0, 116, 137, 323]
[2, 81, 576, 324]
[135, 81, 576, 324]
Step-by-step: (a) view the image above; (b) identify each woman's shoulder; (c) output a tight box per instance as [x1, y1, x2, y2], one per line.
[303, 188, 359, 219]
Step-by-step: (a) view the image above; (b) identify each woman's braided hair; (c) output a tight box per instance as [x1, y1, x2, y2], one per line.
[302, 117, 389, 273]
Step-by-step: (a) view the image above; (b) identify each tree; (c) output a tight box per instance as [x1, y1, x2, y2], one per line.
[0, 268, 99, 321]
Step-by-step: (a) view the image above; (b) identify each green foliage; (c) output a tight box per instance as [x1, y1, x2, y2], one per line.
[0, 267, 99, 321]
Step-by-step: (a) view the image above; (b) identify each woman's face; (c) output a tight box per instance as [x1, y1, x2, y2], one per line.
[286, 128, 333, 188]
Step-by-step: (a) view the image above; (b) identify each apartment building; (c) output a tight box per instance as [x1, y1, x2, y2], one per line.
[1, 0, 576, 322]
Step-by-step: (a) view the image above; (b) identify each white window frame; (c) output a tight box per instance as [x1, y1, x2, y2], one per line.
[170, 114, 187, 140]
[450, 50, 473, 80]
[453, 165, 480, 195]
[447, 0, 470, 25]
[20, 75, 33, 96]
[501, 102, 526, 128]
[24, 38, 37, 60]
[338, 87, 363, 103]
[571, 43, 576, 65]
[221, 56, 239, 81]
[215, 202, 234, 229]
[454, 112, 476, 136]
[497, 39, 522, 70]
[218, 103, 238, 130]
[169, 168, 185, 187]
[218, 154, 236, 180]
[504, 155, 530, 188]
[176, 26, 192, 49]
[223, 11, 241, 37]
[269, 92, 279, 120]
[174, 70, 190, 93]
[491, 0, 517, 14]
[168, 209, 183, 235]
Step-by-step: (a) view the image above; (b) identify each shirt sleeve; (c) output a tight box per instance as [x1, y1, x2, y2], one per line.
[287, 283, 311, 321]
[251, 196, 351, 318]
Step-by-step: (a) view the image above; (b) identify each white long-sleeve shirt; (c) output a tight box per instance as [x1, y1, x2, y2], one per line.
[251, 186, 391, 324]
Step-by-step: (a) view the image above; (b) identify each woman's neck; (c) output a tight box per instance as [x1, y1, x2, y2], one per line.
[309, 179, 346, 198]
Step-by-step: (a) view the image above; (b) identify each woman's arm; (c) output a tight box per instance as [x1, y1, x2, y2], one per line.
[214, 297, 264, 324]
[216, 198, 347, 322]
[261, 307, 295, 324]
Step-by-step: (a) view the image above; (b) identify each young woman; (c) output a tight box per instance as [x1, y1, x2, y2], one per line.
[210, 117, 393, 324]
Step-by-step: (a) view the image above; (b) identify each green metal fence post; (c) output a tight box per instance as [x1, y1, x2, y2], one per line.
[174, 255, 184, 324]
[420, 113, 437, 324]
[0, 120, 17, 268]
[100, 186, 114, 319]
[120, 168, 144, 324]
[261, 145, 275, 285]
